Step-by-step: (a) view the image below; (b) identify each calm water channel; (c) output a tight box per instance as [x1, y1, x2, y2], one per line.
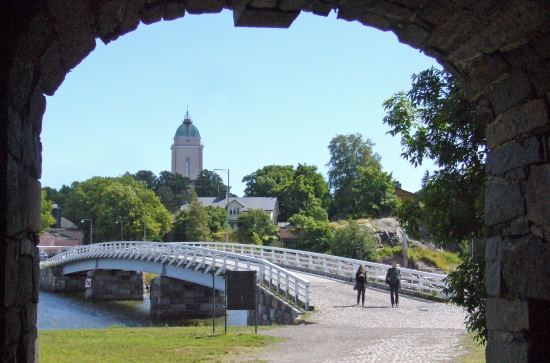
[38, 291, 189, 330]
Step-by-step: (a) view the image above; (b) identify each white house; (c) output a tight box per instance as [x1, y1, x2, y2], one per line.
[181, 196, 279, 231]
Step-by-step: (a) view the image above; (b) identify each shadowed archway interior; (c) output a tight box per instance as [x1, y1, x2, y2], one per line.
[2, 1, 550, 362]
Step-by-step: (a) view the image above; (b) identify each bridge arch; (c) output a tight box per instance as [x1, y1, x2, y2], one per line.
[2, 1, 550, 362]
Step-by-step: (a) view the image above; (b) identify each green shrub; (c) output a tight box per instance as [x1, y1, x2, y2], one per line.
[408, 246, 462, 272]
[373, 245, 402, 261]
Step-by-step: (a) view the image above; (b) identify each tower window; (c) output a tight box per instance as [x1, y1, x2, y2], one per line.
[185, 158, 190, 177]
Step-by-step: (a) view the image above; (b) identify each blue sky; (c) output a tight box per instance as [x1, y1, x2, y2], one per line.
[41, 9, 440, 197]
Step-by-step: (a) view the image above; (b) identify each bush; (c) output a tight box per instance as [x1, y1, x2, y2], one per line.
[331, 220, 377, 260]
[407, 246, 462, 272]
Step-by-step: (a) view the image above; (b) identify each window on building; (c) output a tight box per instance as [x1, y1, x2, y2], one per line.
[185, 158, 190, 177]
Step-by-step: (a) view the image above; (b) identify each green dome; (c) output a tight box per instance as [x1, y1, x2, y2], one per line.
[175, 112, 200, 137]
[175, 122, 200, 137]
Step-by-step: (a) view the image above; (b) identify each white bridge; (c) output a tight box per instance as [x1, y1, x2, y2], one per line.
[42, 242, 450, 310]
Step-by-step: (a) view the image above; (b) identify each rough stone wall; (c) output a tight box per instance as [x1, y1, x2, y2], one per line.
[85, 270, 145, 301]
[39, 266, 86, 293]
[248, 285, 302, 326]
[149, 277, 225, 319]
[1, 1, 550, 362]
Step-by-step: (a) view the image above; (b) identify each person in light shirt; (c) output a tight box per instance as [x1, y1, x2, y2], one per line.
[385, 261, 401, 307]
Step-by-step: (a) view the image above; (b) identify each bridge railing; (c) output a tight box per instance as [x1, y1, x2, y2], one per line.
[41, 242, 311, 309]
[175, 242, 448, 296]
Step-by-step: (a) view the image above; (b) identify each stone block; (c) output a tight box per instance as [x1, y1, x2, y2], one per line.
[8, 13, 52, 113]
[7, 155, 31, 236]
[486, 99, 548, 149]
[426, 10, 482, 54]
[233, 7, 300, 28]
[485, 181, 525, 227]
[486, 332, 528, 363]
[525, 164, 550, 230]
[2, 307, 21, 346]
[47, 0, 96, 70]
[485, 237, 502, 296]
[183, 0, 224, 14]
[140, 2, 164, 25]
[38, 42, 67, 96]
[486, 137, 542, 176]
[27, 179, 42, 233]
[503, 44, 550, 97]
[487, 70, 533, 115]
[279, 0, 307, 12]
[396, 23, 430, 50]
[3, 242, 19, 307]
[502, 216, 530, 237]
[501, 235, 550, 300]
[486, 297, 529, 331]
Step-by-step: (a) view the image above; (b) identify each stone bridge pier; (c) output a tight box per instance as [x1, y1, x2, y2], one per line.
[39, 266, 86, 293]
[85, 270, 145, 301]
[39, 267, 145, 301]
[149, 277, 225, 319]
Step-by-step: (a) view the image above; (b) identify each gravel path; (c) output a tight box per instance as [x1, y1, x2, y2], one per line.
[229, 279, 469, 363]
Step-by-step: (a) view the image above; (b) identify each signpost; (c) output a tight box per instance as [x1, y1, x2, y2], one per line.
[225, 270, 257, 333]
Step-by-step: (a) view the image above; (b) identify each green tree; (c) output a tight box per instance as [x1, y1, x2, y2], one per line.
[63, 175, 172, 243]
[153, 171, 191, 211]
[352, 165, 400, 218]
[243, 164, 330, 221]
[288, 198, 333, 253]
[242, 165, 294, 197]
[132, 170, 157, 190]
[42, 184, 72, 209]
[185, 190, 211, 241]
[194, 169, 226, 197]
[327, 133, 397, 218]
[382, 67, 486, 343]
[331, 220, 378, 261]
[40, 190, 56, 234]
[204, 206, 226, 233]
[172, 190, 211, 242]
[236, 209, 279, 245]
[443, 238, 487, 344]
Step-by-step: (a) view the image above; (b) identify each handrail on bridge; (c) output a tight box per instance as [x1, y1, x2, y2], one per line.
[41, 242, 311, 310]
[175, 242, 449, 297]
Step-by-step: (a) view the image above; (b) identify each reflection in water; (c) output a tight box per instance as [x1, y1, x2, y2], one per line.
[38, 291, 194, 330]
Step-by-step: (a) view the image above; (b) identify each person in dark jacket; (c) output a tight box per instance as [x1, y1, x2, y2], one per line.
[385, 261, 401, 307]
[355, 265, 367, 306]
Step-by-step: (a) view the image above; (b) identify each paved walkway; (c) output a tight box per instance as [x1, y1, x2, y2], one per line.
[230, 276, 469, 362]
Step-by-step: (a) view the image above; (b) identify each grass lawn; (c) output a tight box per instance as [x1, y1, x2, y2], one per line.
[458, 333, 486, 363]
[39, 326, 279, 363]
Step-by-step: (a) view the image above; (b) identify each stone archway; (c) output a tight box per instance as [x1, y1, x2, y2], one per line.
[1, 1, 549, 362]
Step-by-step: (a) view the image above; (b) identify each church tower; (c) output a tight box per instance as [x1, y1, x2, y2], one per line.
[171, 111, 203, 181]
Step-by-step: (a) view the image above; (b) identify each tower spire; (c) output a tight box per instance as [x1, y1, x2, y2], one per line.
[184, 106, 191, 123]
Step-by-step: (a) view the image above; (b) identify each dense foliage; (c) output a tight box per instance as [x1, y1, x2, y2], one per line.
[242, 164, 329, 221]
[443, 239, 486, 344]
[63, 175, 172, 243]
[172, 189, 211, 241]
[236, 209, 279, 245]
[288, 198, 333, 253]
[40, 190, 56, 234]
[383, 67, 487, 343]
[194, 169, 227, 197]
[331, 221, 378, 260]
[327, 133, 399, 219]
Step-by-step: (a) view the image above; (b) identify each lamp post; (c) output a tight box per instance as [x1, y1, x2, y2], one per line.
[214, 168, 229, 243]
[81, 219, 92, 244]
[116, 220, 124, 241]
[143, 183, 147, 242]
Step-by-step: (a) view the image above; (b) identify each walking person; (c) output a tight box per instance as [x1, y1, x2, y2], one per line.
[385, 261, 401, 307]
[355, 265, 367, 307]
